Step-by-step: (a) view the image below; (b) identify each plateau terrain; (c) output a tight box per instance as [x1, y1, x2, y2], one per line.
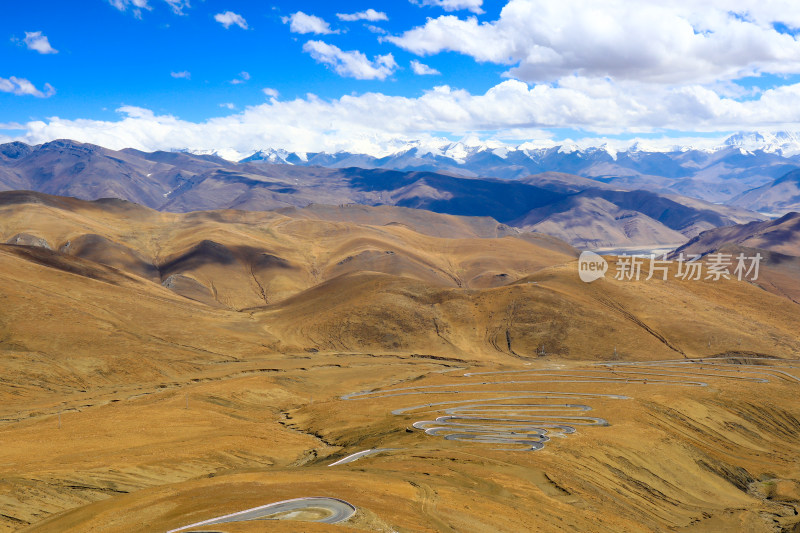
[0, 191, 798, 532]
[7, 1, 800, 531]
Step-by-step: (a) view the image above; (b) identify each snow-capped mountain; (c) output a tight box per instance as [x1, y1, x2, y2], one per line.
[173, 147, 247, 162]
[240, 148, 306, 165]
[722, 131, 800, 157]
[234, 132, 800, 205]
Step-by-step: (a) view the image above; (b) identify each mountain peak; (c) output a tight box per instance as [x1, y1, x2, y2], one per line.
[0, 141, 34, 160]
[723, 131, 800, 156]
[175, 148, 247, 162]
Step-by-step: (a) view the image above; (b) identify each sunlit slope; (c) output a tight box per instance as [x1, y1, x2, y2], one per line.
[257, 260, 800, 360]
[275, 203, 522, 239]
[15, 358, 800, 533]
[676, 212, 800, 257]
[0, 191, 576, 309]
[1, 191, 798, 362]
[672, 212, 800, 303]
[0, 243, 273, 413]
[0, 193, 799, 532]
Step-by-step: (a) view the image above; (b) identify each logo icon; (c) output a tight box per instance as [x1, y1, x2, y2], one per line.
[578, 251, 608, 283]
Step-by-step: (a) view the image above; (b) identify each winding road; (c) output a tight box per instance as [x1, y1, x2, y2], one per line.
[166, 497, 356, 532]
[344, 357, 798, 452]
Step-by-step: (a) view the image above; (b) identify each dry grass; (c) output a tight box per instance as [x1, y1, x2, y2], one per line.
[0, 195, 798, 531]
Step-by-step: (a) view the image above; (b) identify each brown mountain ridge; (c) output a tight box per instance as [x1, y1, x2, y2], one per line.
[0, 139, 767, 248]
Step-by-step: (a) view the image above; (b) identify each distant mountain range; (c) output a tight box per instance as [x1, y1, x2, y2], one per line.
[0, 139, 772, 249]
[234, 132, 800, 208]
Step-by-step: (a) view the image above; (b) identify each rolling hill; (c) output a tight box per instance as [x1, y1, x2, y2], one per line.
[0, 191, 578, 309]
[0, 191, 796, 359]
[1, 192, 799, 532]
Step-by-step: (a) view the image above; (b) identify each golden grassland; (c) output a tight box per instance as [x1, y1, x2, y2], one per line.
[0, 193, 799, 531]
[5, 356, 800, 533]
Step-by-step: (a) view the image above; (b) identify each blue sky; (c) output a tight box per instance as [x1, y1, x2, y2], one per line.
[2, 1, 505, 123]
[3, 1, 800, 155]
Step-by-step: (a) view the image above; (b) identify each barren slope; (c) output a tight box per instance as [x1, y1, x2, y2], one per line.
[0, 191, 577, 309]
[676, 212, 800, 258]
[0, 194, 798, 532]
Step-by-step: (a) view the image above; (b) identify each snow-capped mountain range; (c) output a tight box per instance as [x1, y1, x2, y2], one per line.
[173, 132, 800, 207]
[187, 131, 800, 165]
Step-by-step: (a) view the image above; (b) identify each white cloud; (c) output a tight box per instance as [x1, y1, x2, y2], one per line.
[231, 71, 251, 85]
[0, 122, 25, 130]
[163, 0, 190, 15]
[107, 0, 188, 16]
[365, 25, 388, 34]
[410, 60, 440, 75]
[15, 79, 800, 156]
[22, 32, 58, 54]
[171, 71, 191, 79]
[220, 103, 236, 110]
[282, 12, 338, 35]
[214, 11, 248, 30]
[411, 0, 484, 14]
[303, 41, 397, 80]
[108, 0, 149, 15]
[263, 88, 280, 99]
[0, 76, 56, 98]
[337, 9, 388, 22]
[389, 0, 800, 84]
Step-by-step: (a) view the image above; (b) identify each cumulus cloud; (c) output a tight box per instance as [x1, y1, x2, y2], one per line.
[389, 0, 800, 84]
[220, 103, 235, 110]
[0, 76, 56, 98]
[13, 79, 800, 155]
[411, 0, 484, 14]
[303, 41, 397, 80]
[410, 60, 440, 75]
[171, 71, 191, 79]
[337, 9, 389, 22]
[230, 71, 251, 84]
[22, 32, 58, 54]
[282, 12, 338, 35]
[263, 88, 280, 99]
[214, 11, 248, 30]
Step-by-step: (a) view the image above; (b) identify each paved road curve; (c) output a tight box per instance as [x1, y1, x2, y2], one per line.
[166, 497, 356, 532]
[328, 448, 395, 466]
